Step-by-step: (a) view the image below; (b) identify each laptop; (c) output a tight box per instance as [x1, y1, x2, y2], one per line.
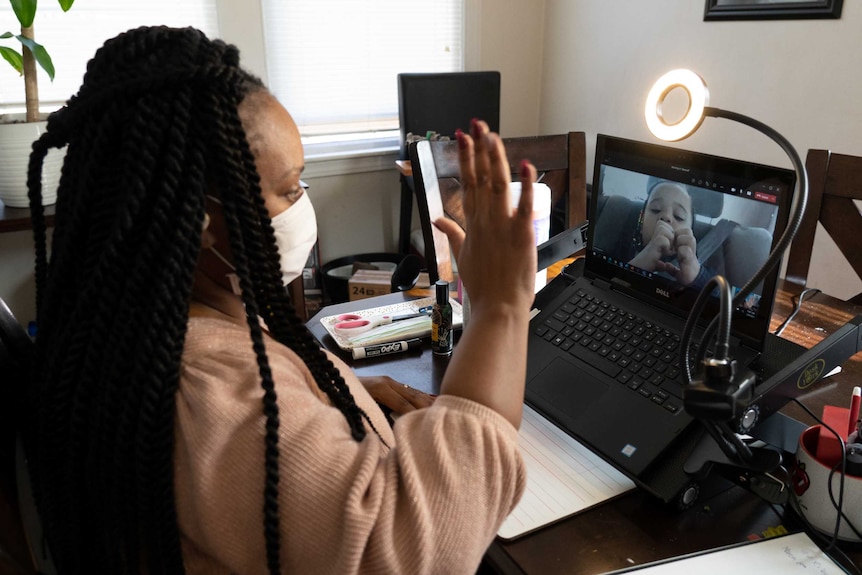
[524, 134, 795, 497]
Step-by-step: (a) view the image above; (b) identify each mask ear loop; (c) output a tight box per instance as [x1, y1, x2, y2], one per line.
[203, 199, 243, 296]
[204, 213, 243, 296]
[208, 246, 243, 296]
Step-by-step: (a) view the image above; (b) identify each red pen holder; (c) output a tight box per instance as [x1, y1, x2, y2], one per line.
[791, 425, 862, 542]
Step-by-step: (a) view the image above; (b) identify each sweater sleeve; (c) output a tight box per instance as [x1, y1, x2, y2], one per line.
[175, 318, 526, 575]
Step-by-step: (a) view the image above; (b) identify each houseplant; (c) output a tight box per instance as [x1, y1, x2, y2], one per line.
[0, 0, 75, 208]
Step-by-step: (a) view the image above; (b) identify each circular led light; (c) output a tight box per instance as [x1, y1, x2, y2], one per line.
[645, 69, 709, 142]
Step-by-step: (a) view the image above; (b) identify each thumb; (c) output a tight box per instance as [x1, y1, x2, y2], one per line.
[433, 217, 465, 259]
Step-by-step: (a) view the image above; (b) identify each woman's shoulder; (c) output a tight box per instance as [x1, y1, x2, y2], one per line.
[182, 315, 313, 391]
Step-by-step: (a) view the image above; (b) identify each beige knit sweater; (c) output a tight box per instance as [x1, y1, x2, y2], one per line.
[174, 316, 526, 574]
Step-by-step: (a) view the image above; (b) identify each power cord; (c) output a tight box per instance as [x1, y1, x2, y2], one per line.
[774, 287, 822, 337]
[828, 464, 862, 540]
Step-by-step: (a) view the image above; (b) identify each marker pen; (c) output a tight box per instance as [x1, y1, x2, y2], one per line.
[849, 386, 861, 438]
[352, 338, 423, 360]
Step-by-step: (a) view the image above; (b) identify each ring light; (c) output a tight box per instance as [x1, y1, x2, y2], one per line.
[644, 69, 709, 142]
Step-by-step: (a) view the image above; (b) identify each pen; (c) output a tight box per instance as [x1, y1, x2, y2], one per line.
[849, 386, 861, 438]
[352, 338, 423, 360]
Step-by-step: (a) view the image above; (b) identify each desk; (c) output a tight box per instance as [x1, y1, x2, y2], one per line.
[307, 276, 862, 574]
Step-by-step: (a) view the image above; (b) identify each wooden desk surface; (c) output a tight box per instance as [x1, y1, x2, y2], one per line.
[307, 277, 862, 574]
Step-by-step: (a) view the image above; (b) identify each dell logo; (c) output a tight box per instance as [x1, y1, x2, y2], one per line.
[656, 288, 670, 298]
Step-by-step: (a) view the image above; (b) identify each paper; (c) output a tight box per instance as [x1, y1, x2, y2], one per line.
[497, 404, 635, 540]
[604, 532, 846, 574]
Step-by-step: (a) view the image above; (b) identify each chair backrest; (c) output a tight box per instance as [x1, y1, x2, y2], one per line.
[397, 71, 501, 161]
[786, 149, 862, 304]
[409, 132, 588, 284]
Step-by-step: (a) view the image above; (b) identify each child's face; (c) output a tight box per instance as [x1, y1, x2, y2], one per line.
[641, 183, 692, 243]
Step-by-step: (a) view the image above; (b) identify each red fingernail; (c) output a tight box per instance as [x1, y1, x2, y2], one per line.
[470, 118, 481, 140]
[455, 128, 466, 149]
[520, 159, 531, 179]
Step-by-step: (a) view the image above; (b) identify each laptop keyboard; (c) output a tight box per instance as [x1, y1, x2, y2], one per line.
[534, 288, 688, 415]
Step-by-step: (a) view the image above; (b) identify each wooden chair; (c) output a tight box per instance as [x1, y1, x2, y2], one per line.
[409, 132, 588, 284]
[785, 149, 862, 304]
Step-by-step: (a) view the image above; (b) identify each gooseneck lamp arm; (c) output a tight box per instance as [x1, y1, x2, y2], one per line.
[645, 70, 809, 464]
[690, 106, 808, 376]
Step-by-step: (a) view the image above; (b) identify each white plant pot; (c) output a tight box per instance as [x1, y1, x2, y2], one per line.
[0, 114, 66, 208]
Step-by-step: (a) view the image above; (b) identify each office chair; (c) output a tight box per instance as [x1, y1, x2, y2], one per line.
[408, 132, 588, 284]
[0, 298, 53, 575]
[785, 149, 862, 304]
[395, 71, 502, 256]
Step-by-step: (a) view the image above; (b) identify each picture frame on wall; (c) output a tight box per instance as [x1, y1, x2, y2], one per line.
[704, 0, 843, 21]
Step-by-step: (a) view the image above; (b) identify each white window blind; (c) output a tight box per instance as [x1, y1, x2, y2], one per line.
[261, 0, 464, 138]
[0, 0, 218, 115]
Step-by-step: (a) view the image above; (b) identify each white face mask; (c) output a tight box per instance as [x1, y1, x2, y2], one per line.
[271, 191, 317, 286]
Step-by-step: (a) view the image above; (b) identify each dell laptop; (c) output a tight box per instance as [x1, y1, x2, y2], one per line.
[524, 134, 795, 496]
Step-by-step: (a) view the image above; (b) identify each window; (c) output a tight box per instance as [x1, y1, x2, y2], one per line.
[0, 1, 218, 116]
[261, 0, 464, 154]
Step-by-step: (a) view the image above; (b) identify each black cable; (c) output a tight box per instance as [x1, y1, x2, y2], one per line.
[828, 464, 862, 541]
[681, 275, 733, 385]
[774, 287, 822, 337]
[788, 494, 860, 575]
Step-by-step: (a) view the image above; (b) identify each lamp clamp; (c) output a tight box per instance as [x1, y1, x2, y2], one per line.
[683, 357, 757, 423]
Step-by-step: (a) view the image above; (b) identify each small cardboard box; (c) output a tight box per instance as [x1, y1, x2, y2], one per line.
[348, 269, 392, 301]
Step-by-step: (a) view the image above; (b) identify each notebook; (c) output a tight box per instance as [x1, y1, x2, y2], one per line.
[497, 404, 635, 540]
[524, 134, 795, 497]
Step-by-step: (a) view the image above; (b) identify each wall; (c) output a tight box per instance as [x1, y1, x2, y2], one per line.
[539, 1, 862, 299]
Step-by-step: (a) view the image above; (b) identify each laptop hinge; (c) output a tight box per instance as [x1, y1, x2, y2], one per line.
[594, 278, 612, 291]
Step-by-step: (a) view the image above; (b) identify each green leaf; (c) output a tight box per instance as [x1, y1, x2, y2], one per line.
[10, 0, 37, 28]
[0, 46, 24, 75]
[58, 0, 75, 12]
[1, 32, 15, 39]
[17, 35, 55, 80]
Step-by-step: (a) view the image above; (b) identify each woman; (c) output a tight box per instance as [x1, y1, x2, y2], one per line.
[25, 26, 537, 574]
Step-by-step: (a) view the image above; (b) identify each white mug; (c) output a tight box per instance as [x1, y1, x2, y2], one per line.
[790, 425, 862, 542]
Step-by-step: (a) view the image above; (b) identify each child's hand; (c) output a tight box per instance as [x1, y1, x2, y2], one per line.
[671, 228, 699, 286]
[629, 221, 675, 270]
[630, 223, 701, 287]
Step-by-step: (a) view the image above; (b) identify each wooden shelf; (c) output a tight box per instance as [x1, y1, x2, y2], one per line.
[0, 200, 54, 234]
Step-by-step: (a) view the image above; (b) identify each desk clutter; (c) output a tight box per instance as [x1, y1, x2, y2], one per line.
[790, 392, 862, 542]
[319, 296, 463, 353]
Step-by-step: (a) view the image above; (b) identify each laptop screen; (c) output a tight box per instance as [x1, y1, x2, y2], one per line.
[587, 134, 795, 350]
